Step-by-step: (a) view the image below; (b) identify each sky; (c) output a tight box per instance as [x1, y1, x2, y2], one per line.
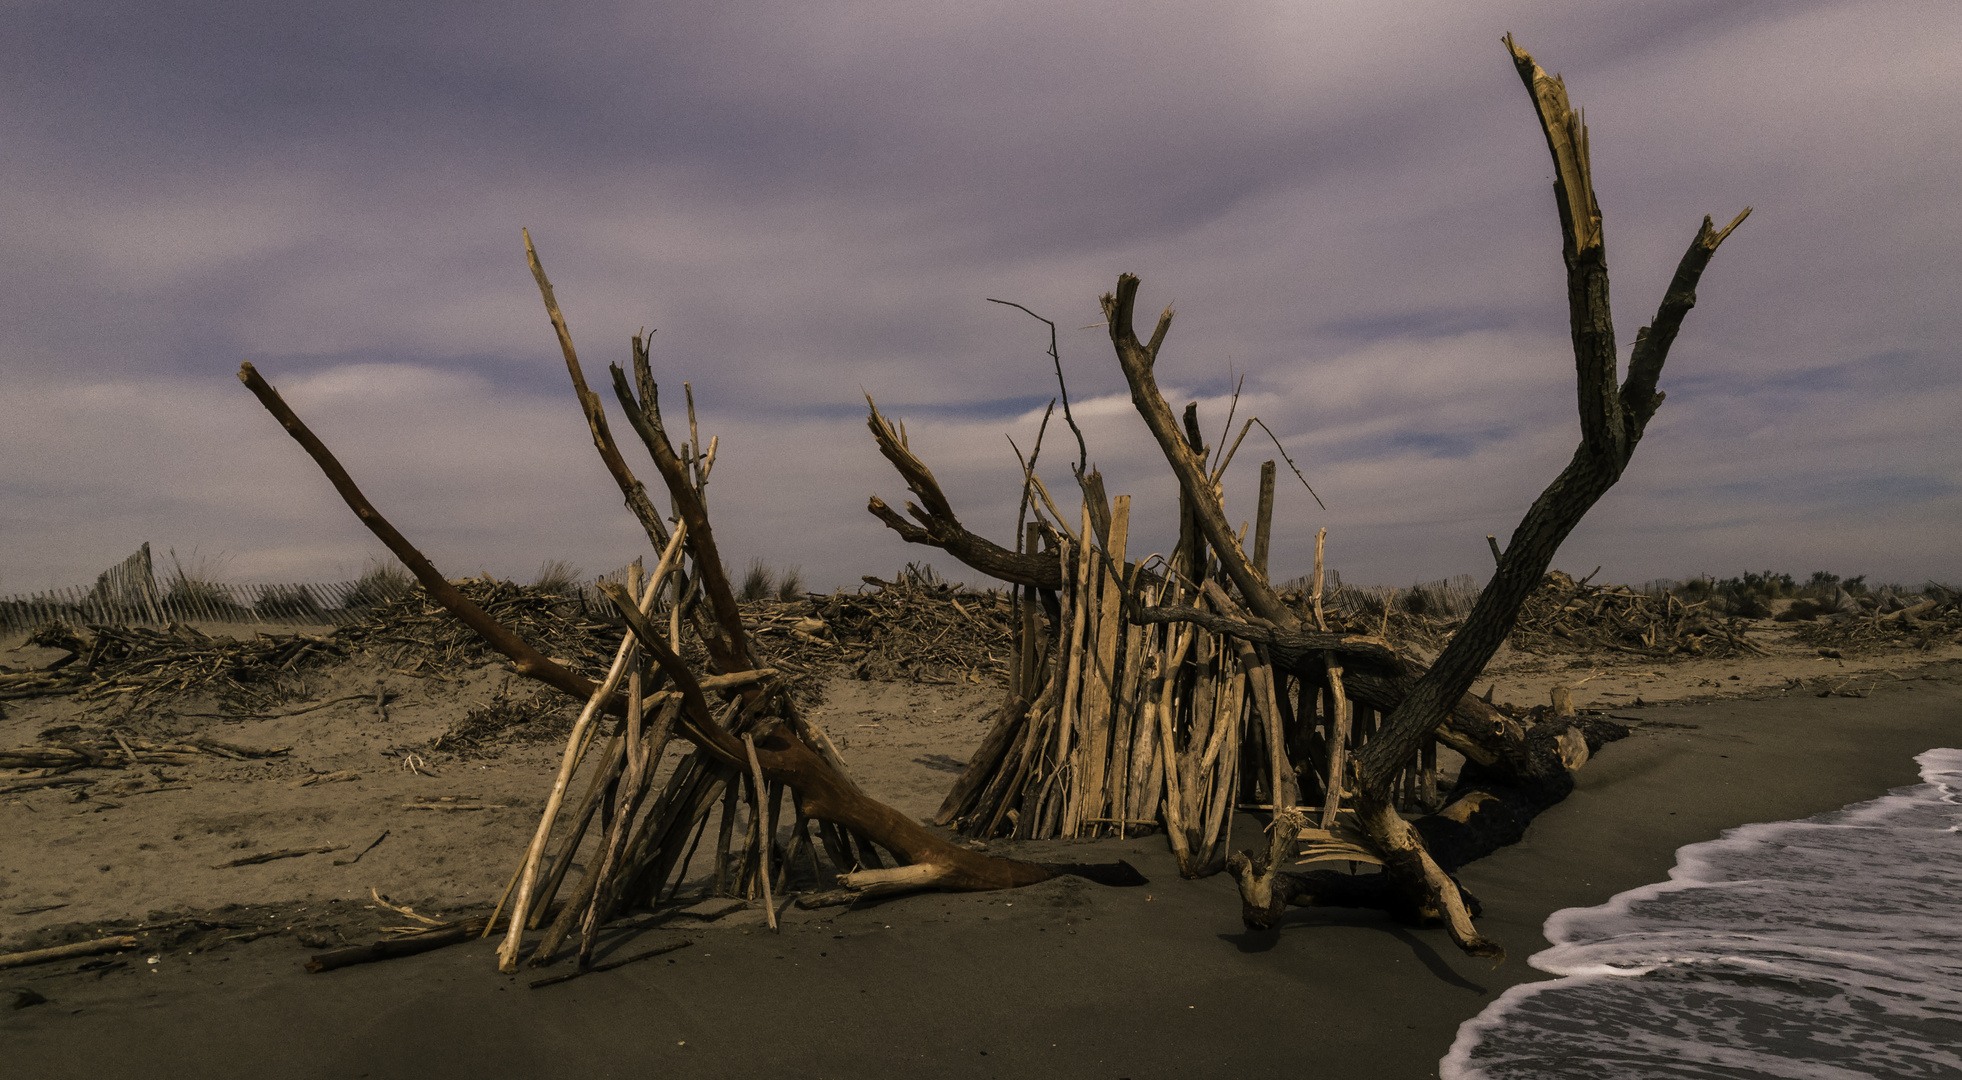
[3, 1, 1958, 598]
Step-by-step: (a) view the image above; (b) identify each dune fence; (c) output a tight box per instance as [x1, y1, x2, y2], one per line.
[2, 542, 366, 631]
[3, 544, 657, 635]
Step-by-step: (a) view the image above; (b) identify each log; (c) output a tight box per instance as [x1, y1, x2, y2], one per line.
[307, 916, 496, 974]
[0, 936, 140, 970]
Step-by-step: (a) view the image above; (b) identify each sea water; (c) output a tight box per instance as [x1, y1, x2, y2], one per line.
[1442, 747, 1962, 1080]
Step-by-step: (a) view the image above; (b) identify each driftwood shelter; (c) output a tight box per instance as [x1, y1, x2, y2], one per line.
[237, 36, 1747, 974]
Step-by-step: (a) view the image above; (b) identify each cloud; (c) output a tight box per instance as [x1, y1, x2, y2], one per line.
[3, 1, 1959, 598]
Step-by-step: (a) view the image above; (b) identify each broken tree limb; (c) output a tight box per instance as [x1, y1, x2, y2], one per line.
[864, 399, 1064, 590]
[1102, 278, 1296, 629]
[523, 228, 674, 558]
[1309, 37, 1749, 951]
[1353, 39, 1749, 796]
[238, 363, 611, 710]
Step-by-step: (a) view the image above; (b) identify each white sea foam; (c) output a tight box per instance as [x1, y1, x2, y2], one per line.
[1442, 747, 1962, 1079]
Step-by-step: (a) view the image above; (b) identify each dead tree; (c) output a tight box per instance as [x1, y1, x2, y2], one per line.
[866, 36, 1748, 957]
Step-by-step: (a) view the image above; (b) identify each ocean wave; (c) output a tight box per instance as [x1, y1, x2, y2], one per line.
[1443, 747, 1962, 1080]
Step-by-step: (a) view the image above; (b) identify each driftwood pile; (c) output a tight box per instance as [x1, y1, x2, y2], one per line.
[1497, 571, 1763, 658]
[0, 726, 288, 798]
[234, 231, 1072, 977]
[1303, 571, 1765, 660]
[2, 622, 335, 707]
[332, 578, 626, 678]
[867, 35, 1750, 956]
[819, 566, 1015, 684]
[1792, 585, 1962, 654]
[871, 395, 1448, 878]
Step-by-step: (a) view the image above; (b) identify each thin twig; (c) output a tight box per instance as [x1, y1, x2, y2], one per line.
[1213, 372, 1245, 474]
[988, 300, 1086, 478]
[1252, 418, 1326, 510]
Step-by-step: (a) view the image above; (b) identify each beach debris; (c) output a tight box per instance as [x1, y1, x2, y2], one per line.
[1792, 583, 1961, 655]
[334, 830, 390, 866]
[0, 936, 141, 971]
[304, 913, 498, 974]
[1, 622, 338, 707]
[0, 730, 287, 772]
[294, 770, 362, 788]
[211, 843, 349, 870]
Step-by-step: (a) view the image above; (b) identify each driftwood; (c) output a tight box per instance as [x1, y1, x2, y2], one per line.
[862, 37, 1746, 958]
[240, 247, 1064, 972]
[306, 915, 496, 974]
[0, 935, 141, 971]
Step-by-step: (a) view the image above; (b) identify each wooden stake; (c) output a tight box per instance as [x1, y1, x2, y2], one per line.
[1318, 657, 1351, 830]
[1078, 495, 1129, 835]
[1252, 461, 1276, 579]
[744, 734, 778, 931]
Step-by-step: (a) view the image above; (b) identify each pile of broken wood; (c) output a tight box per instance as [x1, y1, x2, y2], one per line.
[0, 724, 288, 798]
[816, 565, 1015, 684]
[2, 622, 335, 707]
[1497, 570, 1764, 658]
[1792, 585, 1962, 654]
[330, 577, 627, 678]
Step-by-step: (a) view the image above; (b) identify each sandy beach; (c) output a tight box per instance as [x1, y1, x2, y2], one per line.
[3, 630, 1958, 1078]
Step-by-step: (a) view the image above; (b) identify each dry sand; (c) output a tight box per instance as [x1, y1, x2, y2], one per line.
[3, 627, 1958, 1079]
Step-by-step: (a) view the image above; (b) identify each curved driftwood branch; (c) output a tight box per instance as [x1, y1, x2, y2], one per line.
[237, 362, 596, 702]
[864, 397, 1064, 590]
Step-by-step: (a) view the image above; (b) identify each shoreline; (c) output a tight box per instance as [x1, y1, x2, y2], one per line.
[4, 659, 1956, 1077]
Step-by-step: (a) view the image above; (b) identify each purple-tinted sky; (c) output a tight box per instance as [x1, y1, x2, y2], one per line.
[4, 1, 1957, 595]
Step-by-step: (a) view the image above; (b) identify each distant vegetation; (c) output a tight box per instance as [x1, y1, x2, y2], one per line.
[739, 558, 806, 602]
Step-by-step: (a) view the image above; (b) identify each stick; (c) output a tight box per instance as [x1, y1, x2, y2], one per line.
[333, 830, 390, 866]
[744, 734, 778, 931]
[498, 534, 681, 972]
[212, 843, 347, 869]
[306, 915, 503, 974]
[0, 936, 140, 970]
[1319, 657, 1351, 830]
[1252, 461, 1276, 579]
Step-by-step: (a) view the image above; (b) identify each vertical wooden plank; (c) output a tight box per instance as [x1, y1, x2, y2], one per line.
[1106, 620, 1144, 837]
[1056, 520, 1092, 837]
[1252, 460, 1276, 579]
[1318, 661, 1352, 829]
[1078, 495, 1129, 836]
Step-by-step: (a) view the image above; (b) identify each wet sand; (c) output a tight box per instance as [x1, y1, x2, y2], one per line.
[6, 659, 1956, 1078]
